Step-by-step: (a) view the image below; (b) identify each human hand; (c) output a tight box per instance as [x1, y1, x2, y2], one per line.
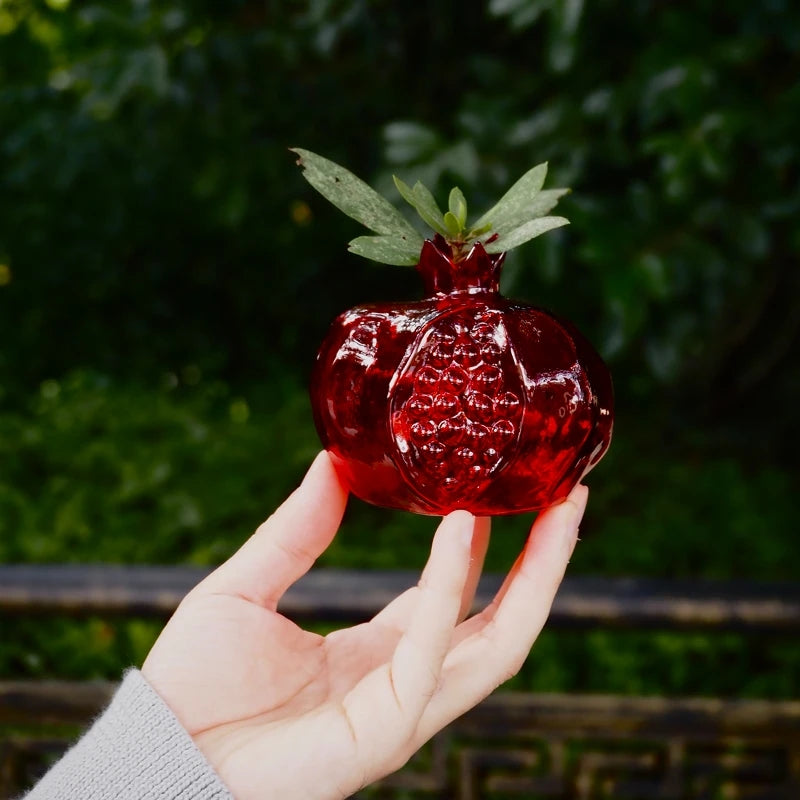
[142, 451, 587, 800]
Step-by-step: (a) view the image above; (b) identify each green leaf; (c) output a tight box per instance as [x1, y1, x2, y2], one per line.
[484, 216, 569, 253]
[448, 187, 468, 228]
[292, 149, 421, 241]
[467, 221, 494, 238]
[411, 182, 449, 234]
[393, 176, 448, 235]
[522, 188, 571, 224]
[392, 175, 418, 210]
[347, 235, 420, 266]
[443, 211, 462, 236]
[473, 162, 549, 233]
[481, 188, 571, 238]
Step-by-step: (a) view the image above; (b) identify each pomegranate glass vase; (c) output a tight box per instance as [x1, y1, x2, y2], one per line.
[295, 149, 613, 516]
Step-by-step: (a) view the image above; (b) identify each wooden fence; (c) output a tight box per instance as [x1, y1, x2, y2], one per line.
[2, 565, 799, 799]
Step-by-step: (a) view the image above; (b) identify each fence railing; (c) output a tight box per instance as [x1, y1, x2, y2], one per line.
[2, 565, 800, 799]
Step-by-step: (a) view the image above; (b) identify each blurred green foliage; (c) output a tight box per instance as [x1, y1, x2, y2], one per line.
[0, 0, 798, 695]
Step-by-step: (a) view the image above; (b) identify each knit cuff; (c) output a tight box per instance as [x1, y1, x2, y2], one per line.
[23, 669, 234, 800]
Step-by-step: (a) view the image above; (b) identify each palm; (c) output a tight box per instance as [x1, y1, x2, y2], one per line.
[149, 591, 405, 735]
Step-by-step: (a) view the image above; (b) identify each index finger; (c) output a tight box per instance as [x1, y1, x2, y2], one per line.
[196, 450, 348, 608]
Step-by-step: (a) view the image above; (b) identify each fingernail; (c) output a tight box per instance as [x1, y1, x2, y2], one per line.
[448, 510, 475, 548]
[566, 485, 588, 552]
[567, 485, 589, 523]
[304, 450, 348, 491]
[300, 451, 325, 481]
[463, 517, 476, 549]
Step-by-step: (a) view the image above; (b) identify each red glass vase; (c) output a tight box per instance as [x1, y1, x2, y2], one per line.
[311, 236, 613, 515]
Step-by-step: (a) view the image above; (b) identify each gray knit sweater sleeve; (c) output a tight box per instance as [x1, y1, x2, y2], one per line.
[22, 670, 234, 800]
